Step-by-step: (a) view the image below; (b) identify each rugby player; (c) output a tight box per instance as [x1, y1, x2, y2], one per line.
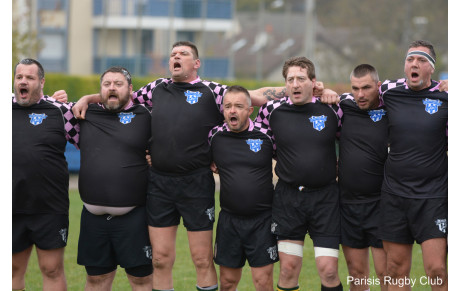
[209, 85, 277, 291]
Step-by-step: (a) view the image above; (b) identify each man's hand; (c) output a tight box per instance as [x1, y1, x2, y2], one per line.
[313, 81, 324, 97]
[72, 94, 101, 119]
[210, 162, 218, 174]
[146, 150, 152, 167]
[320, 88, 340, 105]
[439, 79, 448, 92]
[51, 90, 68, 102]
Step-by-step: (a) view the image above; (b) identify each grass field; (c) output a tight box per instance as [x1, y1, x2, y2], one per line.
[22, 189, 435, 290]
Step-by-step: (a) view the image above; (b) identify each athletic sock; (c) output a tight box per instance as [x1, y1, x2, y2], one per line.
[277, 284, 300, 291]
[197, 284, 218, 291]
[321, 282, 343, 291]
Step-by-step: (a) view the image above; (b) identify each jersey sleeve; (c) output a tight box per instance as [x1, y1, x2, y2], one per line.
[254, 101, 278, 147]
[132, 78, 170, 106]
[379, 78, 406, 97]
[208, 124, 226, 145]
[43, 96, 80, 148]
[339, 92, 354, 103]
[201, 80, 228, 113]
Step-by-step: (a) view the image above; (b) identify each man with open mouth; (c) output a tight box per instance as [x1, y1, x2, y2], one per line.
[379, 40, 448, 291]
[12, 58, 79, 291]
[70, 40, 335, 291]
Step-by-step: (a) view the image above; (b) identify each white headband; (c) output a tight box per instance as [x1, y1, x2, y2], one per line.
[406, 50, 435, 69]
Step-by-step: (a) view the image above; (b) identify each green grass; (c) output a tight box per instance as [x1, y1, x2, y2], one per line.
[23, 189, 433, 290]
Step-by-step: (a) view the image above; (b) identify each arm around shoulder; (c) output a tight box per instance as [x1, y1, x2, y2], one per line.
[72, 93, 101, 119]
[249, 87, 286, 107]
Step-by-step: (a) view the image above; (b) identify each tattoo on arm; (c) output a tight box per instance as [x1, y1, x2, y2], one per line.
[263, 88, 286, 101]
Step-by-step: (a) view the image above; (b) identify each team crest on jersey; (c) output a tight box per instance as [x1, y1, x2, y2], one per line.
[267, 246, 278, 260]
[435, 218, 447, 234]
[29, 113, 47, 126]
[246, 139, 263, 152]
[184, 90, 202, 104]
[118, 112, 136, 124]
[309, 115, 327, 131]
[143, 246, 152, 259]
[368, 109, 387, 122]
[271, 222, 277, 233]
[423, 98, 442, 114]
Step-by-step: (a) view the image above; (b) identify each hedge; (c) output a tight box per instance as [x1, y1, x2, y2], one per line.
[14, 73, 349, 104]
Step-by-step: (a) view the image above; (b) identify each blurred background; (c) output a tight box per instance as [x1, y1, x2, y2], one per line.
[12, 0, 448, 83]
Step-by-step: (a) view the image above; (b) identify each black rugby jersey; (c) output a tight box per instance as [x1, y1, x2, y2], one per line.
[12, 96, 79, 215]
[255, 96, 341, 188]
[380, 79, 448, 198]
[78, 102, 151, 207]
[133, 77, 226, 174]
[209, 120, 275, 216]
[338, 93, 388, 203]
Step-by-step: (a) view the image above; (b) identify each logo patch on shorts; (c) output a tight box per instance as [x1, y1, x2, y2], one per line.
[184, 90, 202, 104]
[59, 228, 67, 243]
[423, 98, 442, 114]
[118, 112, 136, 124]
[143, 246, 152, 259]
[271, 222, 277, 233]
[309, 115, 327, 131]
[267, 245, 278, 260]
[368, 109, 386, 122]
[205, 207, 215, 221]
[246, 139, 263, 152]
[29, 113, 47, 125]
[435, 218, 447, 233]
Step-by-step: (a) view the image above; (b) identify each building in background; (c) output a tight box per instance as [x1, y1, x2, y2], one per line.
[14, 0, 235, 78]
[13, 0, 447, 83]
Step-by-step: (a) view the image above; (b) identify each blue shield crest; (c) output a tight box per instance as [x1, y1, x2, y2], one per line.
[422, 98, 442, 114]
[368, 109, 387, 122]
[246, 139, 263, 152]
[118, 112, 136, 124]
[184, 90, 203, 104]
[309, 115, 327, 131]
[29, 113, 47, 126]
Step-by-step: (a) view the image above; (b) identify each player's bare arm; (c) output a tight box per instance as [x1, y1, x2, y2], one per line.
[248, 80, 329, 106]
[439, 79, 448, 92]
[51, 90, 68, 102]
[72, 93, 102, 119]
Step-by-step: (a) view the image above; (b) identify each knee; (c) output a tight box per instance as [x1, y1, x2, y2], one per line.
[425, 264, 447, 281]
[127, 274, 153, 287]
[317, 263, 339, 283]
[386, 258, 409, 277]
[253, 274, 273, 290]
[220, 277, 238, 291]
[279, 261, 300, 281]
[374, 267, 387, 281]
[192, 254, 213, 270]
[348, 267, 367, 280]
[152, 250, 175, 270]
[86, 274, 105, 285]
[39, 263, 64, 279]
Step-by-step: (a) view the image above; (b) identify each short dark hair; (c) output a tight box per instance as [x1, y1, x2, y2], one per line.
[350, 64, 379, 83]
[100, 66, 132, 85]
[14, 58, 45, 80]
[282, 56, 315, 80]
[172, 41, 199, 59]
[224, 85, 251, 106]
[408, 40, 436, 62]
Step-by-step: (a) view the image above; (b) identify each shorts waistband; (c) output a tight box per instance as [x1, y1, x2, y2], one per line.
[220, 209, 272, 220]
[150, 166, 212, 177]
